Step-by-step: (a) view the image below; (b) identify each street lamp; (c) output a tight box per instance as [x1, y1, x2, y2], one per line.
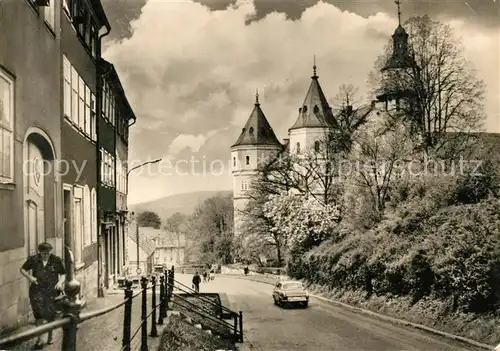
[126, 158, 162, 276]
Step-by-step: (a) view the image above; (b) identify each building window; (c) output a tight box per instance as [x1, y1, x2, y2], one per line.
[296, 142, 301, 154]
[91, 92, 96, 140]
[0, 69, 13, 183]
[101, 149, 115, 187]
[116, 155, 127, 194]
[73, 186, 84, 265]
[83, 186, 91, 247]
[43, 0, 56, 30]
[63, 57, 71, 117]
[63, 55, 96, 141]
[90, 188, 97, 243]
[102, 80, 116, 126]
[233, 157, 236, 167]
[314, 140, 320, 153]
[71, 65, 79, 125]
[245, 156, 250, 165]
[84, 86, 91, 135]
[78, 77, 85, 130]
[65, 0, 97, 58]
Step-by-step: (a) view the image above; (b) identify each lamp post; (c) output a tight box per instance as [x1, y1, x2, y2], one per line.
[127, 159, 162, 275]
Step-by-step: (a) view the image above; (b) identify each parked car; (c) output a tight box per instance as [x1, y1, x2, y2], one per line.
[272, 280, 309, 308]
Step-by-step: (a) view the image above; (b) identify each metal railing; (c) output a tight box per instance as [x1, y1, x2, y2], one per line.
[0, 256, 244, 350]
[0, 254, 173, 351]
[165, 279, 243, 342]
[170, 278, 239, 318]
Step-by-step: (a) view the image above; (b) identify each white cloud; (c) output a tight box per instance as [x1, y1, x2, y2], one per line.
[104, 0, 500, 203]
[167, 130, 220, 156]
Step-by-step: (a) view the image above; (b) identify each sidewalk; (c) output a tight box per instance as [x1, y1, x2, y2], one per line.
[9, 291, 165, 351]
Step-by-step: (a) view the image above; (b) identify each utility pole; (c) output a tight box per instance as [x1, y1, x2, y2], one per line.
[125, 158, 162, 277]
[136, 221, 140, 276]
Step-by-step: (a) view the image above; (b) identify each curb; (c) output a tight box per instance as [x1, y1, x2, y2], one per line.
[222, 274, 495, 351]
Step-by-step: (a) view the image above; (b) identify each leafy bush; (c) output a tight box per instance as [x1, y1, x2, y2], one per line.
[288, 199, 500, 315]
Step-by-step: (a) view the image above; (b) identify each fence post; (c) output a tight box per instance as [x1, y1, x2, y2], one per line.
[61, 247, 84, 351]
[157, 275, 164, 325]
[122, 280, 133, 351]
[238, 311, 243, 343]
[150, 276, 158, 337]
[233, 312, 237, 341]
[162, 270, 168, 318]
[140, 276, 149, 351]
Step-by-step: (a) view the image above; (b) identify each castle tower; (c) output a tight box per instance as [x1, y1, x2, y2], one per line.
[375, 0, 417, 112]
[288, 60, 336, 156]
[231, 91, 282, 237]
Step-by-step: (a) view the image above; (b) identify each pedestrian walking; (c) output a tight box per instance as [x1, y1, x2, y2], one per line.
[203, 271, 208, 283]
[19, 242, 66, 349]
[192, 272, 201, 293]
[209, 270, 215, 281]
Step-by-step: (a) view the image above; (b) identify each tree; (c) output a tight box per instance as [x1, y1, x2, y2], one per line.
[239, 194, 287, 266]
[164, 212, 188, 233]
[263, 194, 340, 256]
[350, 120, 415, 217]
[136, 211, 161, 229]
[370, 15, 485, 155]
[164, 212, 189, 249]
[188, 194, 235, 265]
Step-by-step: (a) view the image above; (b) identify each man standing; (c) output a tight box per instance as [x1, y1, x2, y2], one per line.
[192, 271, 201, 293]
[20, 242, 66, 349]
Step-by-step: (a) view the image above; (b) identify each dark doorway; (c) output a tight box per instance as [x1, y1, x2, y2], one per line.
[63, 189, 71, 265]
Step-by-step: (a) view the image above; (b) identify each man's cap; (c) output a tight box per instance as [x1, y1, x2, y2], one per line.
[38, 242, 53, 252]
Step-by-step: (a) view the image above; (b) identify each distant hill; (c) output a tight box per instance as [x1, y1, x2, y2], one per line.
[129, 190, 232, 220]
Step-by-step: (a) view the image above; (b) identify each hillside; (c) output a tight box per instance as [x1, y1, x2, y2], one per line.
[129, 190, 232, 220]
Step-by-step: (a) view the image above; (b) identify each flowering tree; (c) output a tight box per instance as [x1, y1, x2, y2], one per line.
[263, 194, 340, 256]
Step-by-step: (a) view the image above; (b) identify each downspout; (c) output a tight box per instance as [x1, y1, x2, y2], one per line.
[96, 23, 111, 298]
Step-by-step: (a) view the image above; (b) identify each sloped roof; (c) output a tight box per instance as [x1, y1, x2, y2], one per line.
[137, 226, 163, 239]
[128, 231, 156, 256]
[381, 25, 415, 71]
[155, 232, 186, 248]
[289, 66, 336, 130]
[232, 93, 282, 148]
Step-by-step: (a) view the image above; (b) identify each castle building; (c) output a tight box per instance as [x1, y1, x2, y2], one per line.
[230, 3, 415, 238]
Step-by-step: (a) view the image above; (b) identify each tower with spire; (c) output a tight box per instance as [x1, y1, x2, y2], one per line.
[230, 90, 283, 237]
[288, 57, 336, 159]
[376, 0, 417, 112]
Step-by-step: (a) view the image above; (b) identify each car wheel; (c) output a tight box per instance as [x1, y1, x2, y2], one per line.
[302, 301, 308, 308]
[273, 297, 277, 305]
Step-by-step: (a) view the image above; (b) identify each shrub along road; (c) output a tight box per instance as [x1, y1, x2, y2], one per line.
[196, 274, 483, 351]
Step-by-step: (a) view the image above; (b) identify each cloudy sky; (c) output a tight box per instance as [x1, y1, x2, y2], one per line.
[101, 0, 499, 205]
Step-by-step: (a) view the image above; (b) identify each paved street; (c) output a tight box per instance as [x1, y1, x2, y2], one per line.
[183, 274, 483, 351]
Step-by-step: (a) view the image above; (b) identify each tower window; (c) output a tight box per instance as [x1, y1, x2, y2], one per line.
[249, 127, 254, 134]
[314, 140, 320, 153]
[296, 142, 301, 154]
[246, 156, 250, 165]
[303, 106, 307, 113]
[313, 105, 319, 113]
[233, 157, 236, 167]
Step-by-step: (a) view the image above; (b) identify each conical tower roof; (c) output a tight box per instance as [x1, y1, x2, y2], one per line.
[289, 63, 336, 130]
[231, 91, 281, 148]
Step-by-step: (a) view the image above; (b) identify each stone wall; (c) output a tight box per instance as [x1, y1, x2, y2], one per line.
[0, 248, 32, 333]
[75, 261, 98, 301]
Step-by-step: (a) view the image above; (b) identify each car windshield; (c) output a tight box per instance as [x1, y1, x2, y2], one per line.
[282, 283, 303, 290]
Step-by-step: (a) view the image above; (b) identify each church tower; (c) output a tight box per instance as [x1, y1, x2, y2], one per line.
[376, 0, 417, 112]
[231, 91, 282, 237]
[288, 60, 336, 156]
